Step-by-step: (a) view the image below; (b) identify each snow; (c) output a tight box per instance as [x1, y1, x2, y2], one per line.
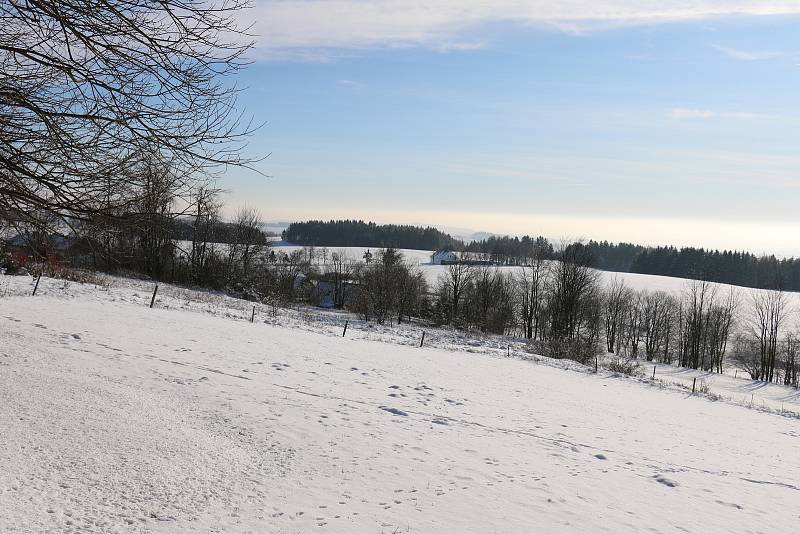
[646, 363, 800, 414]
[2, 273, 800, 533]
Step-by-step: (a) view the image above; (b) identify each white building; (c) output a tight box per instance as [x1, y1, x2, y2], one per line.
[430, 249, 457, 265]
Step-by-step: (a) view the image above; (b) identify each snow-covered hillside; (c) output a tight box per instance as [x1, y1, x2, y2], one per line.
[2, 273, 799, 533]
[270, 243, 800, 331]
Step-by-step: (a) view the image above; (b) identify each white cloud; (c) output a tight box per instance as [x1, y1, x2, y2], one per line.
[246, 1, 800, 59]
[668, 107, 776, 120]
[712, 45, 784, 60]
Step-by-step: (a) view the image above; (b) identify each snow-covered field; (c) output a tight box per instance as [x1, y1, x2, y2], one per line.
[2, 273, 800, 533]
[270, 243, 800, 333]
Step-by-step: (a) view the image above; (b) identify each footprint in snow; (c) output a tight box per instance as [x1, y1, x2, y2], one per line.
[380, 406, 408, 417]
[654, 475, 678, 487]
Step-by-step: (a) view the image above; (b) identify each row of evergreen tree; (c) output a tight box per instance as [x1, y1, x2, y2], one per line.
[629, 247, 797, 291]
[283, 220, 464, 251]
[466, 237, 798, 292]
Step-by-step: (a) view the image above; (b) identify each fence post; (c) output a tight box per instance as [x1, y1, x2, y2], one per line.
[419, 331, 425, 348]
[150, 284, 158, 309]
[507, 345, 510, 357]
[595, 355, 598, 373]
[342, 321, 348, 337]
[250, 305, 256, 323]
[692, 377, 697, 394]
[32, 273, 42, 296]
[653, 365, 656, 380]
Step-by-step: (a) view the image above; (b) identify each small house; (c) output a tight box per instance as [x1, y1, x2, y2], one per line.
[430, 249, 457, 265]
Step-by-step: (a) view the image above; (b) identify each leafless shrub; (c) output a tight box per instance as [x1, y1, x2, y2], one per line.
[606, 357, 644, 377]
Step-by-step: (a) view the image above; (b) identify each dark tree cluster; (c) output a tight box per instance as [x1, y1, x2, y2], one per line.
[453, 234, 800, 293]
[283, 220, 464, 251]
[351, 248, 428, 325]
[463, 237, 639, 269]
[425, 243, 602, 364]
[5, 178, 269, 293]
[630, 247, 800, 291]
[463, 235, 554, 265]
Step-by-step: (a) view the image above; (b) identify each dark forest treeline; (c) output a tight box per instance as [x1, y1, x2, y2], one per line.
[283, 220, 464, 251]
[286, 221, 800, 292]
[629, 247, 797, 291]
[466, 237, 800, 292]
[464, 237, 645, 272]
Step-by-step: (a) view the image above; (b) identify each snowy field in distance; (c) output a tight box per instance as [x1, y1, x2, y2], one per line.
[2, 273, 800, 533]
[270, 243, 800, 329]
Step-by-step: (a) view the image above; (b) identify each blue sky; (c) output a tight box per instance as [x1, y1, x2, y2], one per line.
[224, 2, 800, 254]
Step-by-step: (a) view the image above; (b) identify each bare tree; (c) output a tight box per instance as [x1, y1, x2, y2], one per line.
[267, 249, 311, 305]
[189, 186, 223, 283]
[226, 206, 265, 282]
[518, 247, 549, 340]
[641, 291, 677, 362]
[751, 289, 789, 382]
[534, 241, 601, 363]
[620, 291, 644, 358]
[356, 248, 409, 325]
[731, 332, 761, 379]
[129, 154, 180, 278]
[438, 261, 474, 326]
[396, 268, 428, 325]
[548, 242, 599, 342]
[679, 280, 716, 369]
[783, 333, 799, 388]
[1, 0, 257, 230]
[329, 250, 355, 310]
[706, 288, 738, 373]
[604, 276, 631, 353]
[473, 264, 501, 331]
